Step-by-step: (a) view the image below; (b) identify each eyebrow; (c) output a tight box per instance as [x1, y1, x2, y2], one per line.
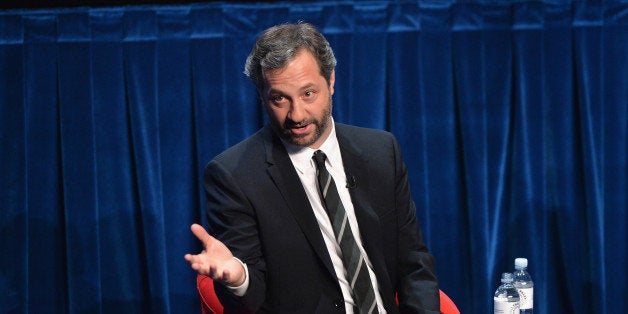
[267, 82, 318, 94]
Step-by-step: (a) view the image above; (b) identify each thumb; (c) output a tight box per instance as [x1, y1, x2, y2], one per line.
[190, 223, 213, 247]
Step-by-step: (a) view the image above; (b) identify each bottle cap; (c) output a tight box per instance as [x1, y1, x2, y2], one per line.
[515, 258, 528, 269]
[501, 272, 514, 283]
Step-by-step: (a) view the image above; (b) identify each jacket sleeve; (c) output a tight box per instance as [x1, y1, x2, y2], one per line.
[391, 136, 441, 314]
[203, 159, 266, 314]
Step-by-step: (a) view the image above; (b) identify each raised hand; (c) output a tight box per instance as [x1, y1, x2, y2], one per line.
[184, 223, 246, 287]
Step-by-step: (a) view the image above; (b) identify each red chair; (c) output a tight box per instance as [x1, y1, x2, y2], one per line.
[438, 290, 460, 314]
[197, 274, 460, 314]
[197, 274, 224, 314]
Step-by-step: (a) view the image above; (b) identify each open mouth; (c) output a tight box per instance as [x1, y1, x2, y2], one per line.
[290, 124, 311, 135]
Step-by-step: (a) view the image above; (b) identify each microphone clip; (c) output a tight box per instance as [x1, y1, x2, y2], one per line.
[346, 175, 357, 189]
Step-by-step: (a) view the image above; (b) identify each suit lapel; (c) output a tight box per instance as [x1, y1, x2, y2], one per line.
[336, 125, 383, 251]
[261, 126, 337, 278]
[336, 125, 390, 292]
[260, 124, 392, 301]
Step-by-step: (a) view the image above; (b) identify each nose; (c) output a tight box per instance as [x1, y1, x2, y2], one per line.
[287, 100, 306, 122]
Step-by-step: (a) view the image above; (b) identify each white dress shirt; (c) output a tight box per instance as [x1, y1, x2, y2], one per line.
[228, 120, 386, 313]
[283, 121, 386, 314]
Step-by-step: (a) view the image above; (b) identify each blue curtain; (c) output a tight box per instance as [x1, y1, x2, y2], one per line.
[1, 1, 627, 313]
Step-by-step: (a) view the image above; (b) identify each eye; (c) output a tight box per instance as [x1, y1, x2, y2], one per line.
[303, 90, 317, 101]
[271, 95, 286, 104]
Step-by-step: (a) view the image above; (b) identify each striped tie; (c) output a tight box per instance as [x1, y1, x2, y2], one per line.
[313, 150, 377, 314]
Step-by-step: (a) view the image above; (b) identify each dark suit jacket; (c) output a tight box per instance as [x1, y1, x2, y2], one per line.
[203, 123, 439, 313]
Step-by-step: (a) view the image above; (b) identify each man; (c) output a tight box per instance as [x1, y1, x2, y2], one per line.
[185, 22, 439, 313]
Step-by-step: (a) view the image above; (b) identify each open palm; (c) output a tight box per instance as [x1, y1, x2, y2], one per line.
[184, 223, 245, 287]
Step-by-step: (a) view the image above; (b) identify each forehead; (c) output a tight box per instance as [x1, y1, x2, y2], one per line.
[262, 50, 324, 91]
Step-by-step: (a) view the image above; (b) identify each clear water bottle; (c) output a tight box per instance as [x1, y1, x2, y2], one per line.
[494, 272, 520, 314]
[513, 258, 534, 314]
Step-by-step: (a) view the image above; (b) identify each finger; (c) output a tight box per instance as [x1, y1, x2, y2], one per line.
[184, 253, 203, 264]
[220, 269, 232, 282]
[190, 224, 213, 246]
[184, 254, 201, 267]
[208, 264, 219, 279]
[186, 256, 210, 275]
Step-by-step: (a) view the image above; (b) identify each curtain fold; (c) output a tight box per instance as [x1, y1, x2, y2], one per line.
[1, 1, 627, 313]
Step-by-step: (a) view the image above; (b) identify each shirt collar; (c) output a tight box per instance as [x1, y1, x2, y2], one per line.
[282, 118, 342, 174]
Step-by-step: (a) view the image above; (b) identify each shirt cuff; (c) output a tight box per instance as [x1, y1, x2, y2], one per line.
[225, 257, 249, 297]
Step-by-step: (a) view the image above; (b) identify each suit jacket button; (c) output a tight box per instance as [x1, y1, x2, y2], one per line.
[333, 299, 344, 309]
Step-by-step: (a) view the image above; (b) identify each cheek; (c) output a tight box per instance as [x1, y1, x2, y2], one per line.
[265, 105, 286, 124]
[314, 98, 331, 117]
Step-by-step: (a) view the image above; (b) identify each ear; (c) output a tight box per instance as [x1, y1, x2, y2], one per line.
[329, 69, 335, 95]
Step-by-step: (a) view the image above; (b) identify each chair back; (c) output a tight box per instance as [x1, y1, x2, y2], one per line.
[197, 274, 460, 314]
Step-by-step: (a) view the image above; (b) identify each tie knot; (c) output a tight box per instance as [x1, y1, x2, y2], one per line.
[313, 150, 327, 170]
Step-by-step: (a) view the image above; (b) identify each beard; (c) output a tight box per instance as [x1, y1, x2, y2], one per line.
[271, 98, 332, 147]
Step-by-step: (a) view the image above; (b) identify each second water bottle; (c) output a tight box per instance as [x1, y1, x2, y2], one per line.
[494, 272, 520, 314]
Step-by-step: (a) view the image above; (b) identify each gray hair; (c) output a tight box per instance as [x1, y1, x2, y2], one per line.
[244, 22, 337, 94]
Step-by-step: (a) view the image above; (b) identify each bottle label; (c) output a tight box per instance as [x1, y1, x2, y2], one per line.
[494, 301, 520, 314]
[517, 287, 533, 309]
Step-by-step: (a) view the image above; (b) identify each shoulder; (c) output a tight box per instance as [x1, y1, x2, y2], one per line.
[209, 126, 272, 170]
[335, 123, 397, 147]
